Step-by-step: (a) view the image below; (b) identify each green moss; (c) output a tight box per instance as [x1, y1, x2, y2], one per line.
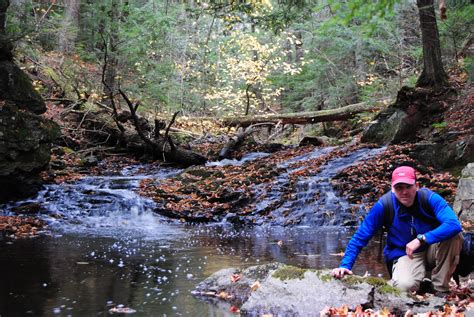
[318, 273, 333, 282]
[272, 265, 308, 281]
[62, 147, 74, 155]
[365, 276, 387, 287]
[341, 275, 401, 295]
[378, 284, 401, 295]
[343, 275, 364, 286]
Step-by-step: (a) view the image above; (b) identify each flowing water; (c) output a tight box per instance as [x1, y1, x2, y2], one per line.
[0, 147, 388, 317]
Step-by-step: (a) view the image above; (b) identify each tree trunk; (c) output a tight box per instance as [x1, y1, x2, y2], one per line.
[295, 31, 303, 63]
[416, 0, 449, 88]
[219, 127, 249, 159]
[58, 0, 80, 54]
[0, 0, 8, 35]
[0, 0, 12, 61]
[222, 102, 376, 127]
[102, 0, 119, 104]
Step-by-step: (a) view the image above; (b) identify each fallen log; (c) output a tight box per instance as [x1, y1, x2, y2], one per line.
[222, 102, 377, 127]
[219, 123, 275, 159]
[219, 127, 251, 159]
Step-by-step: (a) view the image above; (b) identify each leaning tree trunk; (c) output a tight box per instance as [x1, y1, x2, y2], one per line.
[416, 0, 449, 88]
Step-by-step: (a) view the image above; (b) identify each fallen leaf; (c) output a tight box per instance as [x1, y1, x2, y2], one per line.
[230, 273, 241, 283]
[218, 291, 230, 299]
[229, 305, 240, 313]
[251, 281, 261, 291]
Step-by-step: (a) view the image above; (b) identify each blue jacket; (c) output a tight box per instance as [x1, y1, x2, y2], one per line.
[340, 189, 462, 270]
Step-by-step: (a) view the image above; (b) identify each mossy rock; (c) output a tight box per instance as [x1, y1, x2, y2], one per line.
[342, 275, 400, 295]
[0, 61, 45, 114]
[272, 265, 310, 281]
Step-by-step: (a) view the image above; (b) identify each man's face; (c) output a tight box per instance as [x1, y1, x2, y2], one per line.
[392, 183, 418, 207]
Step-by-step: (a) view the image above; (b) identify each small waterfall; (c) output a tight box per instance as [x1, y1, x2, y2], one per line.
[2, 165, 182, 238]
[206, 152, 270, 167]
[255, 147, 385, 226]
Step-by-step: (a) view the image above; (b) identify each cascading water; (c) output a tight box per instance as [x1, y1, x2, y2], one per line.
[2, 164, 182, 238]
[254, 147, 385, 226]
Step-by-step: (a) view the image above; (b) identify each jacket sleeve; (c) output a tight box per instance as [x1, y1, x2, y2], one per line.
[423, 192, 462, 245]
[340, 200, 385, 270]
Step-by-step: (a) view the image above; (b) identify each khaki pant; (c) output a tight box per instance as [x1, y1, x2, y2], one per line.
[390, 233, 464, 292]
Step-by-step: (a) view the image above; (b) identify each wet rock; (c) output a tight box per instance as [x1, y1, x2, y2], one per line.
[193, 263, 282, 306]
[0, 105, 60, 202]
[299, 136, 325, 147]
[11, 202, 43, 214]
[81, 155, 99, 167]
[260, 143, 285, 153]
[194, 263, 446, 316]
[453, 163, 474, 222]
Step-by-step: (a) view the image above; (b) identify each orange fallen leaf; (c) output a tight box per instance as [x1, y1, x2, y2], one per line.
[251, 281, 261, 291]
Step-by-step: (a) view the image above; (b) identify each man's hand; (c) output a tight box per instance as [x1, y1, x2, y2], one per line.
[331, 267, 353, 279]
[405, 238, 422, 259]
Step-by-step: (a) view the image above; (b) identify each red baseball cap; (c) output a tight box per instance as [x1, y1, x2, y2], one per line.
[391, 166, 416, 186]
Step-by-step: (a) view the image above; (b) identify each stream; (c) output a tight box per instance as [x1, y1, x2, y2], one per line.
[0, 147, 388, 316]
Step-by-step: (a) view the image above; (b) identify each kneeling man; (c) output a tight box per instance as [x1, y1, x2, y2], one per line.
[331, 166, 463, 294]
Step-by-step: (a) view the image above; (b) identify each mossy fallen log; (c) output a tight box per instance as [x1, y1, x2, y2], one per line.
[222, 102, 377, 127]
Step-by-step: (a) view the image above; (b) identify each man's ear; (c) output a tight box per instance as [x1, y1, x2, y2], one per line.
[391, 185, 395, 193]
[415, 182, 420, 190]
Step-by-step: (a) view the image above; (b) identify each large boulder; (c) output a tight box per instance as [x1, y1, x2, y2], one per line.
[0, 61, 46, 114]
[361, 108, 407, 144]
[0, 104, 60, 202]
[361, 86, 454, 145]
[409, 135, 474, 169]
[453, 163, 474, 222]
[193, 263, 446, 316]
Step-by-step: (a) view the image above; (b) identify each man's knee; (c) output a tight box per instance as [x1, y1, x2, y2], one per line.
[392, 277, 420, 292]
